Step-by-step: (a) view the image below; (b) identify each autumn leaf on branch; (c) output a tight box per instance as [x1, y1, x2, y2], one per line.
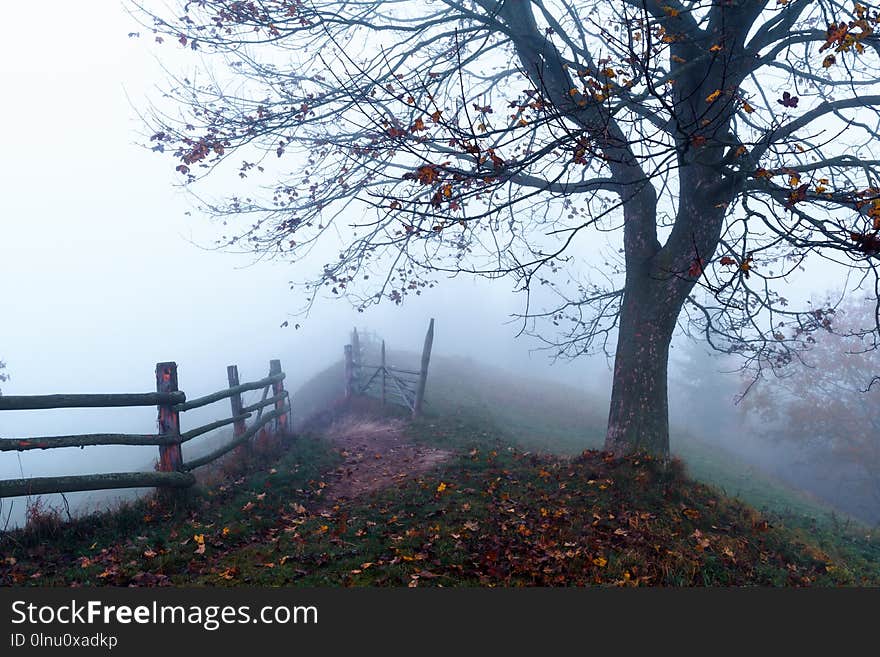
[820, 23, 850, 52]
[786, 183, 809, 208]
[404, 164, 441, 185]
[778, 91, 799, 108]
[850, 231, 880, 254]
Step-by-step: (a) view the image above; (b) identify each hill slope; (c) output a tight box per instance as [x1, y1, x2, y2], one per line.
[296, 353, 844, 521]
[2, 356, 878, 586]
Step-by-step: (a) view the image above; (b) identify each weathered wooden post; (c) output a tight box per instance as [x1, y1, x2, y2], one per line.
[351, 328, 361, 366]
[412, 318, 434, 419]
[227, 365, 247, 443]
[344, 344, 354, 399]
[156, 362, 183, 471]
[381, 339, 387, 408]
[270, 359, 289, 434]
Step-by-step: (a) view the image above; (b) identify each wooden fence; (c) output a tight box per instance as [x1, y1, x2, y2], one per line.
[0, 360, 291, 498]
[344, 319, 434, 417]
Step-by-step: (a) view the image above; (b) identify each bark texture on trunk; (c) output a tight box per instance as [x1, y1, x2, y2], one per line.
[605, 275, 683, 458]
[604, 170, 735, 458]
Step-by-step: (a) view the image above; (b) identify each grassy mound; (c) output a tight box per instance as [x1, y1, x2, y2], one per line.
[298, 352, 845, 522]
[2, 405, 878, 586]
[2, 354, 878, 587]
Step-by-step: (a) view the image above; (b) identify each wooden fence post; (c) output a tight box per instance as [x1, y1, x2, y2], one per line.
[344, 344, 353, 399]
[227, 365, 246, 441]
[381, 339, 386, 408]
[351, 328, 361, 367]
[269, 359, 289, 435]
[412, 318, 435, 419]
[156, 361, 183, 471]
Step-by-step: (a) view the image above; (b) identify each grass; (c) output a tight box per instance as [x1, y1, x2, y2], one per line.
[393, 353, 860, 527]
[0, 436, 341, 586]
[2, 353, 878, 586]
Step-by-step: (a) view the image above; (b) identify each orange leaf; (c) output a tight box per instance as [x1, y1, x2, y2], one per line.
[218, 567, 238, 580]
[416, 165, 439, 185]
[820, 23, 849, 52]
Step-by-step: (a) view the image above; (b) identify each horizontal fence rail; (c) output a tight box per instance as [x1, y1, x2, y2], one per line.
[173, 373, 284, 412]
[0, 360, 292, 499]
[182, 405, 290, 472]
[0, 471, 196, 499]
[241, 391, 287, 415]
[0, 392, 185, 411]
[386, 367, 421, 376]
[179, 412, 252, 444]
[0, 433, 172, 452]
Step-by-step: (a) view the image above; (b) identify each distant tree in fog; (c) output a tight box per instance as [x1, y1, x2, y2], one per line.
[0, 360, 7, 394]
[669, 340, 743, 440]
[741, 296, 880, 501]
[139, 0, 880, 457]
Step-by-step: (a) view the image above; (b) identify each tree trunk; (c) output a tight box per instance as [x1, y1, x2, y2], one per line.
[604, 164, 733, 458]
[605, 276, 684, 458]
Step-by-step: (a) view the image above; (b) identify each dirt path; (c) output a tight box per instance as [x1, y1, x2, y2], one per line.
[310, 414, 452, 511]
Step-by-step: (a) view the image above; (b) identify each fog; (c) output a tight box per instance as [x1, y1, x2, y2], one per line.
[1, 3, 876, 530]
[0, 4, 599, 526]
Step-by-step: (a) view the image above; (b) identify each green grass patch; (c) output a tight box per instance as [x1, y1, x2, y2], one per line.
[175, 423, 880, 586]
[0, 436, 340, 586]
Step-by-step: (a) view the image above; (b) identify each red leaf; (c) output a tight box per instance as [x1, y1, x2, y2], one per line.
[688, 257, 704, 278]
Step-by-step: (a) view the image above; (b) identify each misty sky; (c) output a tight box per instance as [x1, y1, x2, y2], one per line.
[0, 2, 581, 526]
[0, 2, 606, 448]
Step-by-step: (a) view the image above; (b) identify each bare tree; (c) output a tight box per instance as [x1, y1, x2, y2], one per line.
[137, 0, 880, 457]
